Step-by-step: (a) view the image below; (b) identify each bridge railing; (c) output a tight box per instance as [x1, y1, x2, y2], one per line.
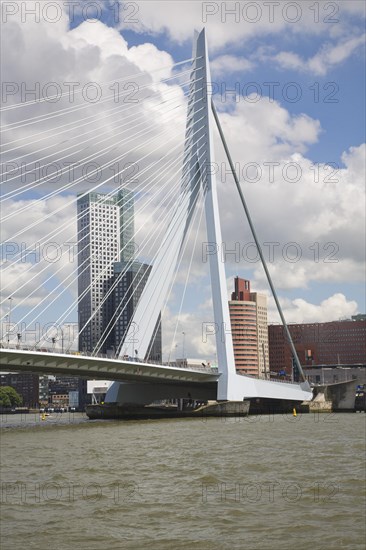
[237, 371, 300, 385]
[0, 343, 218, 373]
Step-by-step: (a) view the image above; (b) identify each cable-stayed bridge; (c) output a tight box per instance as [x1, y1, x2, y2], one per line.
[0, 346, 311, 404]
[0, 29, 313, 408]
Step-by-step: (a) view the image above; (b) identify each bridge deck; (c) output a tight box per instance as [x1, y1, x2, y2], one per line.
[0, 347, 312, 402]
[0, 348, 219, 386]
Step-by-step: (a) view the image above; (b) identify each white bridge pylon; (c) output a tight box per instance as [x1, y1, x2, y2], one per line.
[112, 28, 312, 404]
[118, 28, 236, 400]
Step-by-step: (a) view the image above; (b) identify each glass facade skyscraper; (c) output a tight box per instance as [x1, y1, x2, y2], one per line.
[77, 190, 161, 361]
[77, 192, 122, 353]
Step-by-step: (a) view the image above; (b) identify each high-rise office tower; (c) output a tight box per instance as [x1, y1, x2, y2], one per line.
[77, 189, 134, 353]
[77, 189, 161, 362]
[228, 277, 269, 377]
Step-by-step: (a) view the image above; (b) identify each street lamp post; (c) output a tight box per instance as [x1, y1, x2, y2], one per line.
[182, 331, 186, 361]
[60, 326, 64, 354]
[262, 342, 267, 380]
[7, 297, 13, 344]
[2, 315, 8, 344]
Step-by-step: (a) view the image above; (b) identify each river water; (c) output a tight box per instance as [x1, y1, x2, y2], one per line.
[1, 412, 365, 550]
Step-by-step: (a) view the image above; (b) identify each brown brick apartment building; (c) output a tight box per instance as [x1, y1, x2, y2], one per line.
[268, 318, 366, 374]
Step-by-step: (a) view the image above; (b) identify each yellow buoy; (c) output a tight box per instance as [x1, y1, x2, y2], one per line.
[293, 408, 297, 417]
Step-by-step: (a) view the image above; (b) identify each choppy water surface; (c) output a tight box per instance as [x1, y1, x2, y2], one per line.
[1, 412, 365, 550]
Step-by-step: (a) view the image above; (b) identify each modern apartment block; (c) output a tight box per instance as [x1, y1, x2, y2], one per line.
[77, 189, 134, 353]
[228, 277, 269, 377]
[268, 318, 366, 375]
[77, 189, 161, 362]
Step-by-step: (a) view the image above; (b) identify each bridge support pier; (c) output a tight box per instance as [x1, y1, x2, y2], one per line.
[105, 380, 216, 405]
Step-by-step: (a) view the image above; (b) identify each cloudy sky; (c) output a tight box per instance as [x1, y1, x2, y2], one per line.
[0, 1, 365, 359]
